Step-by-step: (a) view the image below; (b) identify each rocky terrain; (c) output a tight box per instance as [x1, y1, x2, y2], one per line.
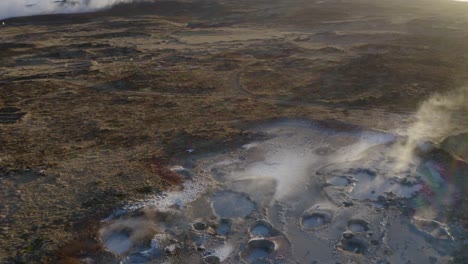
[0, 0, 467, 263]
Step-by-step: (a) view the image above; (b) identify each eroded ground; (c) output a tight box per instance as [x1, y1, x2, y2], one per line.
[0, 0, 468, 263]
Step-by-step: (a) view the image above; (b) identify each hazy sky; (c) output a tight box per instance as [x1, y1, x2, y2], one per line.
[1, 0, 467, 21]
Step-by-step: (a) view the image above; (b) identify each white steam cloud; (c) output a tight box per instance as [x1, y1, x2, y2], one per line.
[393, 86, 468, 170]
[0, 0, 140, 20]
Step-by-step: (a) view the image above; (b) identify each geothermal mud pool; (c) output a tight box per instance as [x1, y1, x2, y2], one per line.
[99, 120, 466, 264]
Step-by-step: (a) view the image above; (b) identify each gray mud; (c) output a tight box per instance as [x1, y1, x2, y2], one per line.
[98, 120, 466, 263]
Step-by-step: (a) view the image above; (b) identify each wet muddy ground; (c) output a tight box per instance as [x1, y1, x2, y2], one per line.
[1, 0, 468, 263]
[98, 120, 467, 264]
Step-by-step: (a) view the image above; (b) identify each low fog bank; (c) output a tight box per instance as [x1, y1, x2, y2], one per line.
[0, 0, 150, 20]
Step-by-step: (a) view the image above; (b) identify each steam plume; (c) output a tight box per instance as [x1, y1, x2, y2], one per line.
[393, 86, 468, 170]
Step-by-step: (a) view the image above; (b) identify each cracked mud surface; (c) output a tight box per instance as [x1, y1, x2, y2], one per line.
[1, 0, 468, 263]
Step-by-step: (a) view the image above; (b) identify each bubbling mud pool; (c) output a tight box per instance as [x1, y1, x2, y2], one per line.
[97, 120, 467, 264]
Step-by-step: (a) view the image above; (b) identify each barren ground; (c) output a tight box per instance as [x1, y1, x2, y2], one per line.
[1, 0, 468, 263]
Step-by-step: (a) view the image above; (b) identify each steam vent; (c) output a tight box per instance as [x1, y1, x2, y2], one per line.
[1, 0, 467, 263]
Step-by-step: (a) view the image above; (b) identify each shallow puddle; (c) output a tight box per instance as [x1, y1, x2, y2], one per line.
[327, 176, 351, 187]
[210, 191, 256, 218]
[251, 225, 271, 237]
[241, 238, 276, 263]
[347, 219, 369, 233]
[301, 206, 334, 231]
